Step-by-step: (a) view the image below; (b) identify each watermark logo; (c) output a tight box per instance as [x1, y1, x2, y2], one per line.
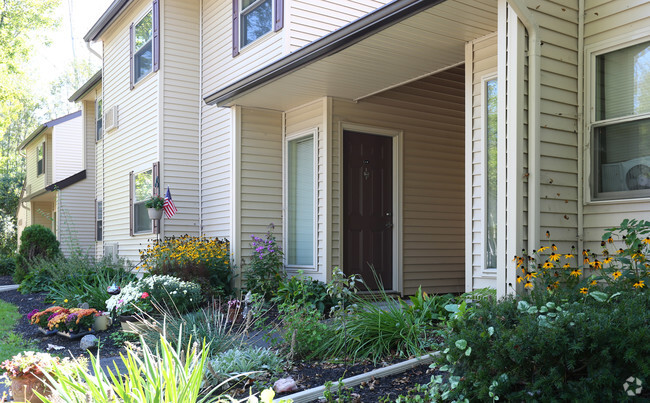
[623, 376, 643, 397]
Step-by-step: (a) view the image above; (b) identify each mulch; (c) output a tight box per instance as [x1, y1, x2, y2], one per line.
[0, 275, 438, 401]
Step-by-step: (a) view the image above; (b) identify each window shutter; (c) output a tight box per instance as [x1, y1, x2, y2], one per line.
[232, 0, 239, 57]
[274, 0, 283, 31]
[153, 0, 160, 72]
[152, 162, 160, 234]
[129, 171, 134, 236]
[129, 23, 135, 89]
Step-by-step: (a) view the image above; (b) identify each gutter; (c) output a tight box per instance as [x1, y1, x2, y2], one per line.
[84, 0, 131, 42]
[45, 170, 87, 192]
[203, 0, 447, 106]
[69, 70, 102, 102]
[506, 0, 542, 253]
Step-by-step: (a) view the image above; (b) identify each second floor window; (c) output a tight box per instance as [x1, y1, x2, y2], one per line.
[133, 11, 153, 84]
[37, 142, 45, 176]
[96, 98, 103, 141]
[232, 0, 283, 56]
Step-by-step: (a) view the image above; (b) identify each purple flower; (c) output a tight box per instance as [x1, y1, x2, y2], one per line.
[27, 309, 39, 321]
[66, 313, 78, 324]
[47, 313, 57, 321]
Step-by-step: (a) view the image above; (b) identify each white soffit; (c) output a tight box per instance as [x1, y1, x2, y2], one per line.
[221, 0, 497, 110]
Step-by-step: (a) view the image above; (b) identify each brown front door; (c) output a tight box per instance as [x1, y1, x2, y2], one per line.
[343, 131, 393, 290]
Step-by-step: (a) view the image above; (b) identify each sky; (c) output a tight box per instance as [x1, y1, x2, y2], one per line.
[28, 0, 113, 96]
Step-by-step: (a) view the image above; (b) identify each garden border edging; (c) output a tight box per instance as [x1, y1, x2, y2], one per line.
[274, 352, 439, 403]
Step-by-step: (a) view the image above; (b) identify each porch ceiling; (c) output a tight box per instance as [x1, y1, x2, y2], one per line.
[210, 0, 497, 111]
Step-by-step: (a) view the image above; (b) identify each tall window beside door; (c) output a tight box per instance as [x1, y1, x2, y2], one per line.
[286, 134, 315, 268]
[133, 169, 153, 234]
[485, 78, 498, 269]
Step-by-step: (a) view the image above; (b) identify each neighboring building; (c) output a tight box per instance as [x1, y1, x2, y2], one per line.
[17, 111, 96, 256]
[84, 0, 650, 297]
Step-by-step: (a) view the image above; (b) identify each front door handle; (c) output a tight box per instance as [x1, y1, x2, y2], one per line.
[385, 222, 393, 230]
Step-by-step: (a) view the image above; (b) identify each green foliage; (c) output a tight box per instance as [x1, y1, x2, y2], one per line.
[140, 235, 233, 298]
[430, 291, 650, 401]
[246, 225, 285, 299]
[323, 377, 354, 403]
[18, 224, 60, 260]
[205, 347, 284, 388]
[273, 271, 337, 315]
[144, 195, 165, 209]
[0, 299, 38, 363]
[278, 303, 334, 360]
[0, 254, 15, 275]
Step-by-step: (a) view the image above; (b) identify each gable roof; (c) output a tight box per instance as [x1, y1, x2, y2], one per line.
[84, 0, 131, 42]
[19, 111, 82, 151]
[69, 70, 102, 102]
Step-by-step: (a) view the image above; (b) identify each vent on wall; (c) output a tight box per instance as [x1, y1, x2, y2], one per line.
[104, 105, 119, 132]
[103, 242, 119, 263]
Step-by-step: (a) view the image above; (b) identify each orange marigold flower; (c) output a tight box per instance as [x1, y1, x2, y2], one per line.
[579, 287, 588, 295]
[612, 271, 622, 280]
[633, 280, 645, 289]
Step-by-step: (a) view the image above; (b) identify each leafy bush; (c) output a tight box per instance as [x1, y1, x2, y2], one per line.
[205, 347, 284, 388]
[245, 224, 285, 299]
[278, 303, 335, 360]
[106, 274, 202, 316]
[14, 224, 60, 283]
[272, 271, 337, 315]
[431, 290, 650, 401]
[140, 235, 233, 297]
[0, 254, 15, 275]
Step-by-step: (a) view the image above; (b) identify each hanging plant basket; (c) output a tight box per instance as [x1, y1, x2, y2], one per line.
[148, 208, 163, 220]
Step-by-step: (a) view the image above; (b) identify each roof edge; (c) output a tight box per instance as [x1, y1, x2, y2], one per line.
[69, 70, 102, 102]
[204, 0, 446, 106]
[84, 0, 131, 42]
[45, 170, 87, 192]
[19, 110, 82, 150]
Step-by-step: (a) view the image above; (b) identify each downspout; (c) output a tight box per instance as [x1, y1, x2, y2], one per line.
[199, 0, 204, 235]
[86, 42, 103, 61]
[504, 0, 541, 252]
[577, 0, 585, 258]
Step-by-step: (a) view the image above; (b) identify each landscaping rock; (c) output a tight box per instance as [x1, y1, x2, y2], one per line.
[273, 377, 298, 393]
[80, 334, 99, 350]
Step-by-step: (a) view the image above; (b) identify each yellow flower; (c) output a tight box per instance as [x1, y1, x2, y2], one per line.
[633, 280, 645, 289]
[563, 263, 571, 269]
[590, 260, 602, 270]
[564, 253, 574, 259]
[603, 257, 613, 264]
[64, 299, 68, 303]
[643, 237, 650, 245]
[570, 269, 582, 277]
[524, 281, 533, 289]
[617, 248, 624, 254]
[549, 253, 560, 262]
[542, 261, 554, 269]
[612, 271, 622, 280]
[525, 272, 537, 281]
[551, 244, 557, 251]
[579, 287, 588, 295]
[632, 252, 645, 261]
[538, 246, 549, 253]
[590, 280, 597, 286]
[516, 275, 523, 284]
[607, 236, 614, 244]
[583, 257, 590, 265]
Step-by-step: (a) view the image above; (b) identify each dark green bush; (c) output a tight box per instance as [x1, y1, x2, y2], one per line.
[14, 224, 60, 283]
[433, 291, 650, 401]
[0, 254, 15, 275]
[272, 272, 337, 315]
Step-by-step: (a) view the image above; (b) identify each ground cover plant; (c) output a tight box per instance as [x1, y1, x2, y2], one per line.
[140, 235, 233, 298]
[0, 299, 37, 363]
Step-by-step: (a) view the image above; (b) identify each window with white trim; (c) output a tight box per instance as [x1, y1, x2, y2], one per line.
[484, 77, 498, 269]
[591, 39, 650, 200]
[36, 142, 45, 176]
[286, 134, 315, 267]
[96, 201, 103, 241]
[133, 169, 153, 233]
[96, 98, 103, 141]
[232, 0, 282, 56]
[133, 11, 153, 84]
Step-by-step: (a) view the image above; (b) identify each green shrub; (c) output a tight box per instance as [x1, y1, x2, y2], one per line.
[205, 347, 284, 389]
[272, 271, 337, 315]
[139, 235, 233, 298]
[432, 291, 650, 401]
[245, 225, 285, 300]
[278, 303, 335, 360]
[14, 224, 60, 283]
[0, 254, 15, 275]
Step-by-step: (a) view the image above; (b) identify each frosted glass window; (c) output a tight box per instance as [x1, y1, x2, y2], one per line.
[287, 136, 314, 266]
[485, 79, 498, 269]
[593, 41, 650, 199]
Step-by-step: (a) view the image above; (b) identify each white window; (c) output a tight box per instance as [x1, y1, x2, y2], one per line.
[96, 98, 103, 141]
[133, 11, 153, 84]
[37, 142, 45, 176]
[134, 169, 153, 233]
[591, 39, 650, 200]
[96, 201, 103, 241]
[484, 77, 498, 269]
[240, 0, 273, 48]
[286, 133, 316, 268]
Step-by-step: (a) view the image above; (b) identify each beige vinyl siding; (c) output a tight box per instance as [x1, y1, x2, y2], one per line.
[16, 190, 28, 245]
[287, 0, 390, 51]
[468, 33, 497, 290]
[285, 99, 327, 279]
[24, 133, 49, 196]
[528, 0, 580, 249]
[31, 201, 55, 231]
[162, 0, 201, 237]
[101, 0, 159, 263]
[201, 106, 231, 237]
[52, 117, 83, 182]
[238, 108, 283, 276]
[83, 94, 103, 258]
[332, 65, 466, 295]
[581, 0, 650, 249]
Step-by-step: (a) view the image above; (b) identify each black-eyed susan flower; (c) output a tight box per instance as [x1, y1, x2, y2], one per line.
[517, 275, 523, 284]
[643, 237, 650, 245]
[525, 281, 533, 289]
[549, 253, 560, 262]
[607, 236, 614, 244]
[551, 244, 557, 251]
[590, 280, 597, 286]
[583, 257, 590, 265]
[590, 260, 602, 269]
[612, 271, 622, 280]
[564, 253, 574, 259]
[633, 280, 645, 289]
[543, 261, 554, 269]
[538, 246, 549, 253]
[579, 287, 588, 295]
[632, 252, 645, 261]
[604, 256, 613, 264]
[563, 263, 571, 269]
[570, 269, 582, 277]
[618, 248, 625, 254]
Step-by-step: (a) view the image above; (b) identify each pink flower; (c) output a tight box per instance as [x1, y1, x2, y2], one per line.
[141, 292, 150, 299]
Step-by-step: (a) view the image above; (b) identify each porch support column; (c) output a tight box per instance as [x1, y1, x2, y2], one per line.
[230, 105, 243, 294]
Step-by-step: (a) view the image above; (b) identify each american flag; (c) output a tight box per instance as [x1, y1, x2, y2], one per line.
[163, 186, 177, 219]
